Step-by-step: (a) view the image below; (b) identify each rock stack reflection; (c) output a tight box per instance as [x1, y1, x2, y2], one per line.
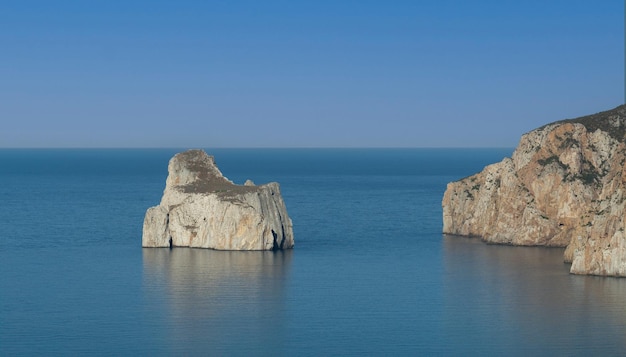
[142, 249, 293, 354]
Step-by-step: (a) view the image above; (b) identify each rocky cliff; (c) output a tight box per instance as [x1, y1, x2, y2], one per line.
[443, 104, 626, 276]
[142, 150, 294, 250]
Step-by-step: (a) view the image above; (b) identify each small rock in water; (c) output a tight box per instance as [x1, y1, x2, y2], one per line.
[142, 149, 294, 250]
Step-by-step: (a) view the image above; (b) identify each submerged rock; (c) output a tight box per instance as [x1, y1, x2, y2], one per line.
[142, 149, 294, 250]
[443, 104, 626, 276]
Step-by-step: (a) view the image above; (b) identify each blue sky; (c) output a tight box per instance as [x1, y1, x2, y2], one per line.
[1, 0, 623, 148]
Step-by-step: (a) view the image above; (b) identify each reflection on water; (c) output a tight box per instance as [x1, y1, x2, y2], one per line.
[442, 235, 626, 356]
[142, 248, 292, 355]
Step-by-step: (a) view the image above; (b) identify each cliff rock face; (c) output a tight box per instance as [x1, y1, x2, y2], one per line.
[443, 105, 626, 276]
[143, 150, 294, 250]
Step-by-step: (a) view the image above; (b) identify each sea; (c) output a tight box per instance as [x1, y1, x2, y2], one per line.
[1, 148, 626, 356]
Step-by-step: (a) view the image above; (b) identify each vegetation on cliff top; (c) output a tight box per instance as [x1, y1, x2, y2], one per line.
[542, 104, 626, 141]
[175, 150, 258, 195]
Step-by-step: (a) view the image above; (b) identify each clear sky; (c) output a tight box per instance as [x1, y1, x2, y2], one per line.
[1, 0, 623, 148]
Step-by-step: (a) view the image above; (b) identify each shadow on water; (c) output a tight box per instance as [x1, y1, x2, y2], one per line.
[142, 248, 293, 355]
[441, 235, 626, 356]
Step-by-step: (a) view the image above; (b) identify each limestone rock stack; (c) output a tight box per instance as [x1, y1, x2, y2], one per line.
[143, 150, 294, 250]
[443, 105, 626, 276]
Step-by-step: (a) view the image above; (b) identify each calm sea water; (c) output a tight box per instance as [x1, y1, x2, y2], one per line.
[1, 148, 626, 356]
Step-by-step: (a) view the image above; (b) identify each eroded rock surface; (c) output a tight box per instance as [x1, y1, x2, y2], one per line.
[443, 105, 626, 276]
[143, 150, 294, 250]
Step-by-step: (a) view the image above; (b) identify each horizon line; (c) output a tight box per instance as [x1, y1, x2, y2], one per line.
[0, 146, 516, 150]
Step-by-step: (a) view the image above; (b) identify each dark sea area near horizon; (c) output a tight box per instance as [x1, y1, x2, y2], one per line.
[2, 148, 626, 356]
